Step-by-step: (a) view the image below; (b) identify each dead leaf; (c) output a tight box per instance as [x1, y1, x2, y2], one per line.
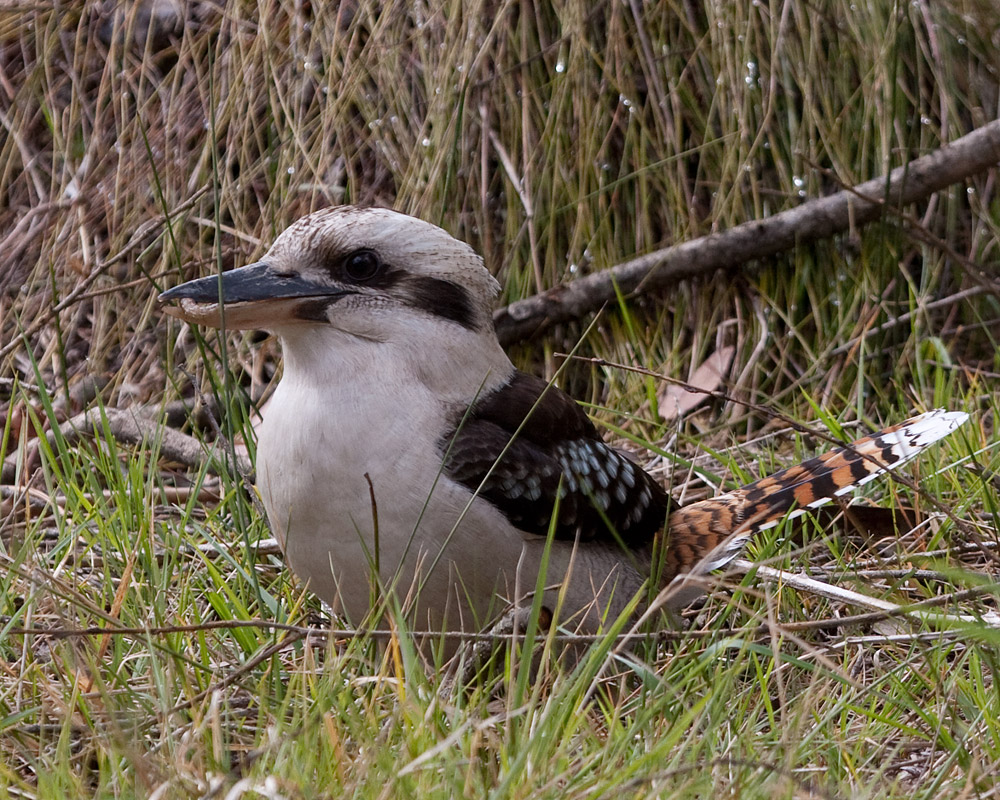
[658, 345, 735, 422]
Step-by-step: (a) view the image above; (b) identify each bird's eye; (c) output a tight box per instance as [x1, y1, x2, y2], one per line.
[343, 249, 382, 282]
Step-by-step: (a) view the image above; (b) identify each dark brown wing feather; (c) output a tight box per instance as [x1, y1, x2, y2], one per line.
[441, 371, 671, 545]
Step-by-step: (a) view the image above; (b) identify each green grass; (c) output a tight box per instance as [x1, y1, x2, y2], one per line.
[2, 0, 1000, 796]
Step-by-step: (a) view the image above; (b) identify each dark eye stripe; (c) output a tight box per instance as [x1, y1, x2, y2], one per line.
[403, 275, 477, 330]
[315, 245, 478, 329]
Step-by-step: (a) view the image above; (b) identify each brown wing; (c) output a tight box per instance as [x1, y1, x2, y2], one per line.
[442, 371, 672, 545]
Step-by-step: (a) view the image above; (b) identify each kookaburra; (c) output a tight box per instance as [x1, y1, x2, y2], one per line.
[161, 206, 967, 636]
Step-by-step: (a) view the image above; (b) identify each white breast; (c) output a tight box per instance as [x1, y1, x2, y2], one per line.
[254, 321, 649, 635]
[254, 325, 527, 630]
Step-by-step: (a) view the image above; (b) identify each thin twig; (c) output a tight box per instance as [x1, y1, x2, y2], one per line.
[0, 189, 208, 362]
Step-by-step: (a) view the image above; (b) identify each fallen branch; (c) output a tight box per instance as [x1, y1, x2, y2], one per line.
[0, 406, 251, 485]
[493, 118, 1000, 345]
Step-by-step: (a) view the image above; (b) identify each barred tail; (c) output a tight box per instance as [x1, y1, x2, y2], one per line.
[659, 409, 968, 590]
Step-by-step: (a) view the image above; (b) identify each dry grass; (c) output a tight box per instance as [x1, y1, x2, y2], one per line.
[2, 0, 1000, 797]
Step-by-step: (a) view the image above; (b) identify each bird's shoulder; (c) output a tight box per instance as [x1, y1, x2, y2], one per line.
[440, 371, 669, 546]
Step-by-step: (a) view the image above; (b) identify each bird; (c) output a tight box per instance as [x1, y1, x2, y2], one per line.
[160, 206, 968, 638]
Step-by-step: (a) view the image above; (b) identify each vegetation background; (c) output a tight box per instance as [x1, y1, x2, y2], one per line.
[1, 0, 998, 796]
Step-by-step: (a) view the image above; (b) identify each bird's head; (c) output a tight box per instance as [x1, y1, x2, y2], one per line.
[159, 207, 502, 341]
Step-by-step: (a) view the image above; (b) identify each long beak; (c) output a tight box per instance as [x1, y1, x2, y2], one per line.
[159, 262, 348, 329]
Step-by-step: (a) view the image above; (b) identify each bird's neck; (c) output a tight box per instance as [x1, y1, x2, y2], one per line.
[274, 321, 515, 409]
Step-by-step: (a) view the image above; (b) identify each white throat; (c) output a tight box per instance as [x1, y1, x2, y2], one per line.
[253, 319, 517, 625]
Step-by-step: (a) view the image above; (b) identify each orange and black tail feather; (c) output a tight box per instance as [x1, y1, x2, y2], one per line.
[660, 409, 968, 591]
